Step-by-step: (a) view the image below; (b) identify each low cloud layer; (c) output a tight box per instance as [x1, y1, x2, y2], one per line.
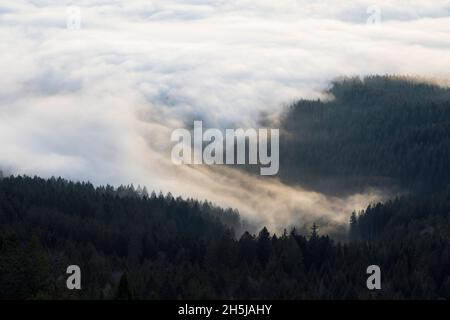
[1, 0, 450, 233]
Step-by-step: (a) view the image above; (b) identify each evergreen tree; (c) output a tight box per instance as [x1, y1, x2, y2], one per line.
[116, 273, 134, 300]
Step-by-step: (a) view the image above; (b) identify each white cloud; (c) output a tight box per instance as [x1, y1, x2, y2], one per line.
[1, 0, 449, 232]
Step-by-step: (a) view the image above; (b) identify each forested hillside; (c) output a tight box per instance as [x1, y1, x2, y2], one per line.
[279, 76, 450, 194]
[350, 187, 450, 243]
[0, 175, 449, 299]
[1, 76, 450, 300]
[0, 175, 240, 299]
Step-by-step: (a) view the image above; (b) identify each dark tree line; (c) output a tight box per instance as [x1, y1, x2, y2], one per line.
[0, 175, 449, 299]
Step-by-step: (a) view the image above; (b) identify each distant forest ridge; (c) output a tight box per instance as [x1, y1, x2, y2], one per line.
[278, 75, 450, 195]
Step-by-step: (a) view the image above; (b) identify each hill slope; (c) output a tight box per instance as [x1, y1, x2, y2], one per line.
[0, 175, 449, 299]
[279, 76, 450, 194]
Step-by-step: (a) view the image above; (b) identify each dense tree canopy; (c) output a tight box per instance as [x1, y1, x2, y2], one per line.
[279, 76, 450, 194]
[0, 175, 449, 299]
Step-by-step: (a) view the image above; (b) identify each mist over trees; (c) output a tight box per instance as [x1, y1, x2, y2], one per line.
[1, 76, 450, 299]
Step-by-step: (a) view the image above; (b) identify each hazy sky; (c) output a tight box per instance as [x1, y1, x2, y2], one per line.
[1, 0, 450, 232]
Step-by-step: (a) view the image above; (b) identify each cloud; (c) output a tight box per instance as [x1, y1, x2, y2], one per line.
[1, 0, 449, 233]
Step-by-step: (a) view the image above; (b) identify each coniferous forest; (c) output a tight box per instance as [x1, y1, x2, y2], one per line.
[279, 76, 450, 195]
[1, 76, 450, 300]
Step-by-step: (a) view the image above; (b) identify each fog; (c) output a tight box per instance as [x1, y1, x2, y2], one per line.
[1, 0, 449, 232]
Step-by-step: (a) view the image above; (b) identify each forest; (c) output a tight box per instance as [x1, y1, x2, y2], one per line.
[0, 76, 449, 299]
[0, 175, 449, 299]
[278, 76, 450, 195]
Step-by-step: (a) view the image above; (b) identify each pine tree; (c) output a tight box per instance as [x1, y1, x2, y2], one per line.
[349, 212, 358, 241]
[116, 273, 134, 300]
[257, 227, 272, 267]
[310, 223, 319, 241]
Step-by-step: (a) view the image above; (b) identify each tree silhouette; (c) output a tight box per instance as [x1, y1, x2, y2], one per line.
[116, 273, 134, 300]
